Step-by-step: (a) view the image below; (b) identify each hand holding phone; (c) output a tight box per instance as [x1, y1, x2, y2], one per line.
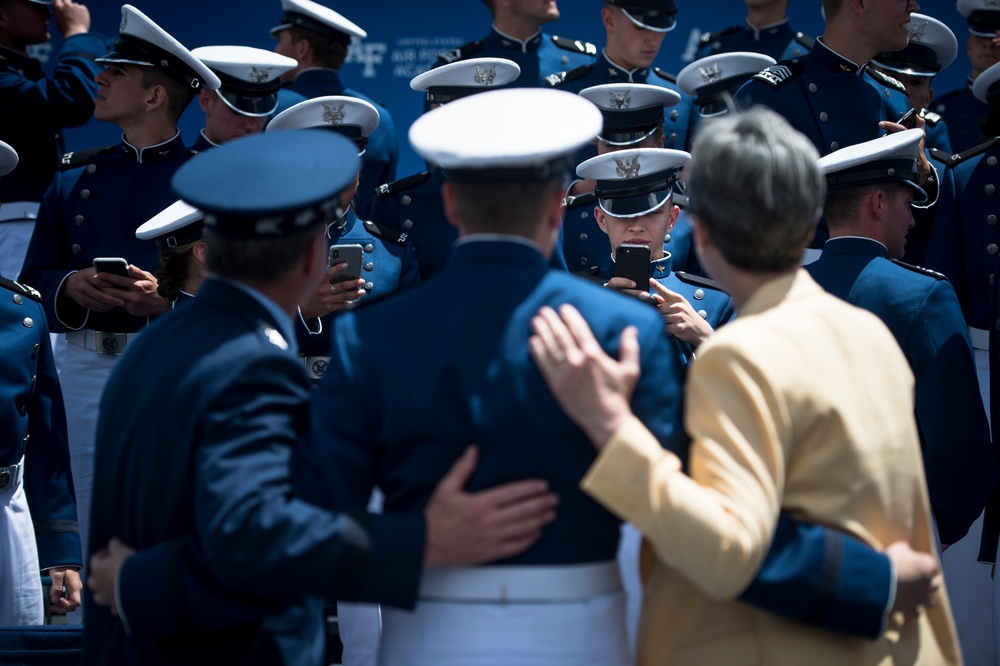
[92, 257, 130, 278]
[328, 244, 364, 284]
[614, 244, 651, 291]
[898, 108, 918, 130]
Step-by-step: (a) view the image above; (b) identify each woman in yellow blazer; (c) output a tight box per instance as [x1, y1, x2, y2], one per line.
[529, 109, 961, 666]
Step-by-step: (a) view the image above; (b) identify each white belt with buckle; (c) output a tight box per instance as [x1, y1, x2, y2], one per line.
[0, 459, 24, 492]
[419, 561, 622, 603]
[66, 329, 141, 355]
[969, 326, 990, 351]
[301, 355, 331, 380]
[0, 201, 39, 223]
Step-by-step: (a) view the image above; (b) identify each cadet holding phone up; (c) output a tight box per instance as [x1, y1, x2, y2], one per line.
[266, 96, 422, 383]
[577, 148, 735, 352]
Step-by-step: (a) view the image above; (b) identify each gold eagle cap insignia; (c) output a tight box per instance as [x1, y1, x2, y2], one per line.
[322, 103, 347, 125]
[608, 90, 631, 109]
[614, 156, 641, 179]
[474, 65, 497, 86]
[699, 62, 722, 83]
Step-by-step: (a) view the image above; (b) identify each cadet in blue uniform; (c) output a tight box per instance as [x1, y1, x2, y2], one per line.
[0, 0, 106, 279]
[188, 46, 296, 153]
[934, 0, 1000, 153]
[807, 129, 995, 548]
[545, 0, 693, 151]
[580, 150, 734, 349]
[134, 199, 205, 305]
[18, 6, 220, 613]
[431, 0, 596, 89]
[0, 140, 81, 626]
[565, 84, 682, 279]
[734, 0, 929, 252]
[268, 95, 421, 383]
[871, 13, 958, 154]
[371, 58, 537, 280]
[270, 0, 397, 218]
[299, 86, 680, 666]
[695, 0, 813, 62]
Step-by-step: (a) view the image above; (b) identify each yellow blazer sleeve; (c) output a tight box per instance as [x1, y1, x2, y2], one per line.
[582, 340, 786, 601]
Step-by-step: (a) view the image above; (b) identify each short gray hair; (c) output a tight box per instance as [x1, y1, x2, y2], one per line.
[686, 108, 825, 272]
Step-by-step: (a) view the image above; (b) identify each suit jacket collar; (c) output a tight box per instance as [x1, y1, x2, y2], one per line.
[822, 236, 889, 258]
[812, 38, 865, 76]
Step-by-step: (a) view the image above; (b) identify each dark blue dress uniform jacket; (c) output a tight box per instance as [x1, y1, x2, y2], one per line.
[298, 238, 687, 566]
[297, 237, 895, 637]
[0, 35, 106, 203]
[934, 79, 989, 154]
[297, 207, 420, 357]
[734, 39, 909, 158]
[18, 134, 188, 333]
[695, 19, 812, 62]
[926, 137, 1000, 329]
[808, 237, 996, 544]
[81, 278, 424, 665]
[0, 277, 80, 570]
[273, 69, 397, 219]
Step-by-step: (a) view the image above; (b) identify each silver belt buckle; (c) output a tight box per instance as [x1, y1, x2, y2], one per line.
[302, 356, 331, 380]
[94, 331, 128, 355]
[0, 465, 17, 491]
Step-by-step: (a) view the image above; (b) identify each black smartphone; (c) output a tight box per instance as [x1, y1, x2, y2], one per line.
[615, 244, 651, 290]
[92, 257, 130, 277]
[328, 244, 364, 284]
[898, 107, 918, 129]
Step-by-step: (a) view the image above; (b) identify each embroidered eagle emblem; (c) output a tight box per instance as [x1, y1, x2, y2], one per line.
[906, 21, 927, 40]
[615, 156, 641, 179]
[248, 67, 273, 84]
[322, 103, 346, 125]
[699, 63, 722, 83]
[609, 90, 631, 110]
[474, 65, 497, 86]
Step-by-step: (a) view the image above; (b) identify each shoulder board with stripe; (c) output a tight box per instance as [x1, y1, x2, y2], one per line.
[0, 276, 41, 301]
[793, 32, 815, 51]
[437, 40, 483, 65]
[752, 60, 802, 88]
[363, 219, 409, 246]
[920, 109, 942, 125]
[932, 136, 1000, 168]
[551, 35, 598, 56]
[890, 259, 950, 282]
[699, 25, 739, 45]
[57, 145, 115, 172]
[545, 64, 593, 87]
[652, 67, 677, 84]
[375, 171, 431, 199]
[564, 191, 597, 209]
[867, 67, 906, 94]
[674, 271, 727, 293]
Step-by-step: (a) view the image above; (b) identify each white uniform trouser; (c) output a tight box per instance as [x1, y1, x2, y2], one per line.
[61, 338, 120, 624]
[0, 457, 43, 625]
[0, 203, 38, 281]
[618, 522, 643, 660]
[378, 563, 627, 666]
[947, 331, 995, 666]
[337, 489, 383, 666]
